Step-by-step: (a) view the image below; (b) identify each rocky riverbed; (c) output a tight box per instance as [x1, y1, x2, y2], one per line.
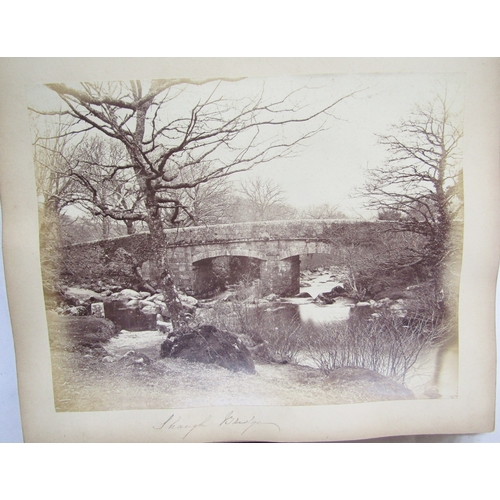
[47, 265, 457, 410]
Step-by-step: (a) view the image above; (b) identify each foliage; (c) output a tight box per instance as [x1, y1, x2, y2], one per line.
[322, 222, 428, 300]
[204, 289, 450, 385]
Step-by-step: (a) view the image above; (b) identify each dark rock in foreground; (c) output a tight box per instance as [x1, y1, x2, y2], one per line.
[160, 324, 256, 374]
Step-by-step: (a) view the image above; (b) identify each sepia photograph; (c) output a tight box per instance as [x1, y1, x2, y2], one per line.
[27, 72, 464, 412]
[0, 58, 497, 442]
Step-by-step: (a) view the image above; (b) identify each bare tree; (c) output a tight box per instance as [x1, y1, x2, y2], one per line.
[237, 176, 292, 221]
[301, 203, 347, 219]
[363, 95, 463, 312]
[33, 116, 82, 218]
[32, 78, 355, 326]
[168, 164, 234, 227]
[69, 135, 146, 236]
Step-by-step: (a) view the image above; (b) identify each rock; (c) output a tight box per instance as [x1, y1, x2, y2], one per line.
[63, 287, 102, 307]
[120, 350, 136, 359]
[373, 297, 391, 308]
[102, 356, 115, 363]
[157, 320, 172, 334]
[389, 299, 407, 317]
[295, 291, 312, 298]
[141, 305, 159, 315]
[111, 289, 142, 301]
[160, 306, 170, 319]
[152, 297, 167, 307]
[329, 285, 347, 297]
[160, 324, 256, 374]
[66, 306, 87, 316]
[133, 354, 151, 365]
[179, 293, 198, 309]
[118, 350, 152, 366]
[103, 300, 156, 331]
[355, 301, 371, 307]
[198, 301, 215, 309]
[264, 293, 279, 302]
[150, 293, 164, 302]
[314, 293, 335, 305]
[139, 299, 157, 309]
[125, 299, 140, 309]
[91, 302, 105, 318]
[138, 291, 151, 300]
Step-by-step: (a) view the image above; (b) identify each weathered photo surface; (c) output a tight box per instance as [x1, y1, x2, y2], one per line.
[27, 72, 464, 412]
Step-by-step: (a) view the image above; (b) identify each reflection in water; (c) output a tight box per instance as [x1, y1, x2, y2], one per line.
[270, 273, 458, 399]
[282, 298, 353, 324]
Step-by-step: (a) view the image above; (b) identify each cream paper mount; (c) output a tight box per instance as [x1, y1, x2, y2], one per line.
[0, 58, 498, 442]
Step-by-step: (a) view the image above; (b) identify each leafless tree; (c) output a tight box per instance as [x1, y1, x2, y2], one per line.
[301, 203, 347, 220]
[362, 95, 463, 310]
[32, 78, 356, 326]
[169, 165, 234, 226]
[237, 176, 297, 221]
[33, 116, 81, 218]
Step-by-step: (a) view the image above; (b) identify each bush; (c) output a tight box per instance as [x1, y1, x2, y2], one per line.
[303, 309, 449, 385]
[198, 283, 452, 384]
[201, 299, 303, 364]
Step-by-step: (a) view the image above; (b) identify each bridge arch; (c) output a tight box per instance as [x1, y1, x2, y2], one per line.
[192, 251, 265, 298]
[64, 219, 374, 296]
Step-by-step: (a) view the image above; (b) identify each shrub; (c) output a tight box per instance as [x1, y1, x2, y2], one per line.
[201, 299, 303, 364]
[303, 309, 449, 385]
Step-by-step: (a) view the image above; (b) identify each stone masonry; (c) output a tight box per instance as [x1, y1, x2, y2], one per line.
[64, 219, 378, 296]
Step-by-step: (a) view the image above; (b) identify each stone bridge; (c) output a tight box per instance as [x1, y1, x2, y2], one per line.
[67, 219, 377, 297]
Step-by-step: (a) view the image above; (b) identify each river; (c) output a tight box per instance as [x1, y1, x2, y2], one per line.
[275, 271, 458, 399]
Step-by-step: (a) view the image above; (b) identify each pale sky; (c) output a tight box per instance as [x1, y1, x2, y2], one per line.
[230, 73, 465, 218]
[28, 72, 465, 220]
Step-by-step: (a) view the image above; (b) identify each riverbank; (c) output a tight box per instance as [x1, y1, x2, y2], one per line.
[46, 265, 457, 411]
[49, 315, 414, 412]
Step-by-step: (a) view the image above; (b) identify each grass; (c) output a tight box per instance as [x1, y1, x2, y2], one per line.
[48, 314, 414, 412]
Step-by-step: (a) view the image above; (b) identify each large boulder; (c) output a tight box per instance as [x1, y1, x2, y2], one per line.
[314, 292, 335, 305]
[160, 324, 256, 374]
[329, 285, 347, 297]
[62, 287, 102, 308]
[103, 297, 156, 331]
[110, 289, 142, 301]
[179, 293, 198, 312]
[46, 312, 118, 349]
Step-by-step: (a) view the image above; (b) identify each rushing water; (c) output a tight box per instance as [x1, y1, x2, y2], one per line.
[282, 273, 354, 321]
[274, 272, 458, 399]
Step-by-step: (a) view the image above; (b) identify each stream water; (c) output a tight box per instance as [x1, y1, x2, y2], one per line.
[283, 272, 354, 322]
[276, 272, 458, 399]
[106, 269, 458, 400]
